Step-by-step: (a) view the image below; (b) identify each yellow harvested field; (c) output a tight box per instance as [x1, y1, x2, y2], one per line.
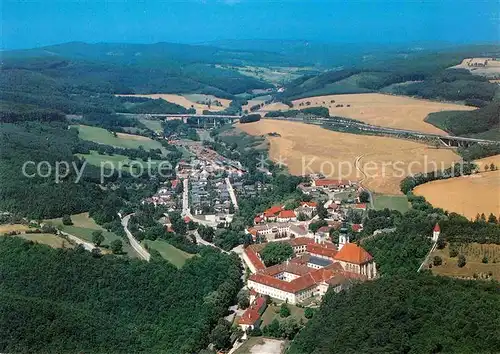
[258, 102, 291, 113]
[116, 94, 231, 114]
[474, 154, 500, 171]
[451, 58, 500, 78]
[0, 224, 31, 233]
[288, 93, 475, 134]
[414, 170, 500, 219]
[238, 119, 460, 194]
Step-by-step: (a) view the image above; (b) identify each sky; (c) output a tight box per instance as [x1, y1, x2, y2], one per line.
[1, 0, 499, 50]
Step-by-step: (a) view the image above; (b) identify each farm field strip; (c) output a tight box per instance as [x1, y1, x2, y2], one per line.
[117, 93, 231, 114]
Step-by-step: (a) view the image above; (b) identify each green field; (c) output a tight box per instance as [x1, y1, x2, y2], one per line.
[373, 194, 410, 213]
[139, 118, 164, 133]
[143, 239, 194, 268]
[73, 124, 164, 150]
[76, 150, 165, 171]
[17, 233, 72, 249]
[46, 213, 137, 257]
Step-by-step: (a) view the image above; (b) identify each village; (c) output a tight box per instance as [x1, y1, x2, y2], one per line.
[139, 130, 379, 344]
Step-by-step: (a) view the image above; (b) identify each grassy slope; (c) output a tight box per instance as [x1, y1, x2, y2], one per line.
[373, 194, 410, 213]
[46, 213, 137, 257]
[74, 124, 164, 150]
[143, 239, 194, 268]
[76, 150, 164, 170]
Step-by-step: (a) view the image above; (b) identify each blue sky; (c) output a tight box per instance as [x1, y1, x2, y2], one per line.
[2, 0, 499, 49]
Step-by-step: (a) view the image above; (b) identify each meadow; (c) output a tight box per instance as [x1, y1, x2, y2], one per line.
[46, 213, 137, 257]
[238, 119, 460, 194]
[76, 150, 164, 171]
[373, 194, 410, 213]
[430, 242, 500, 281]
[142, 239, 194, 268]
[73, 124, 164, 151]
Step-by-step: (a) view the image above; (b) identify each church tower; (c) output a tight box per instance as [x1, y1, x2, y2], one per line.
[338, 233, 349, 250]
[432, 223, 440, 242]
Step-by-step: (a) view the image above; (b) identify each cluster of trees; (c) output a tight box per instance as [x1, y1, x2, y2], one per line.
[0, 237, 242, 353]
[265, 106, 330, 118]
[130, 208, 199, 254]
[239, 114, 261, 123]
[458, 143, 500, 161]
[440, 212, 500, 244]
[78, 112, 147, 132]
[163, 119, 199, 141]
[361, 208, 402, 235]
[289, 274, 500, 354]
[260, 242, 294, 266]
[400, 162, 476, 194]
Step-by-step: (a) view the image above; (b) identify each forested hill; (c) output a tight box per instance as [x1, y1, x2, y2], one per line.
[289, 275, 500, 354]
[0, 237, 242, 353]
[0, 42, 276, 114]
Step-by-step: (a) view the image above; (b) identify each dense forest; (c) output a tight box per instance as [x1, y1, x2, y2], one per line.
[425, 102, 500, 139]
[0, 237, 242, 354]
[0, 120, 104, 218]
[289, 274, 500, 354]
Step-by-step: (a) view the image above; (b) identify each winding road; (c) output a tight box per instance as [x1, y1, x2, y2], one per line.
[121, 213, 151, 261]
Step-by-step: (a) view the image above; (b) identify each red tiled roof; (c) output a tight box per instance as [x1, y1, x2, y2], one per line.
[317, 226, 331, 233]
[244, 246, 266, 271]
[171, 179, 179, 189]
[254, 216, 262, 224]
[301, 201, 317, 207]
[184, 216, 192, 223]
[289, 237, 315, 247]
[352, 224, 363, 232]
[307, 242, 337, 259]
[334, 243, 373, 264]
[314, 179, 349, 187]
[434, 223, 440, 232]
[328, 203, 339, 210]
[249, 262, 356, 294]
[238, 297, 266, 325]
[278, 210, 296, 219]
[265, 205, 283, 215]
[355, 203, 367, 209]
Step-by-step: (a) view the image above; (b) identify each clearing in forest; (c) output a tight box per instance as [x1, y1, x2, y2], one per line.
[73, 125, 164, 151]
[142, 239, 194, 268]
[267, 93, 475, 134]
[238, 119, 460, 194]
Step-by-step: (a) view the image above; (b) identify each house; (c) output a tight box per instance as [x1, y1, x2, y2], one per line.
[277, 210, 296, 222]
[238, 296, 268, 333]
[295, 201, 317, 219]
[351, 224, 363, 233]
